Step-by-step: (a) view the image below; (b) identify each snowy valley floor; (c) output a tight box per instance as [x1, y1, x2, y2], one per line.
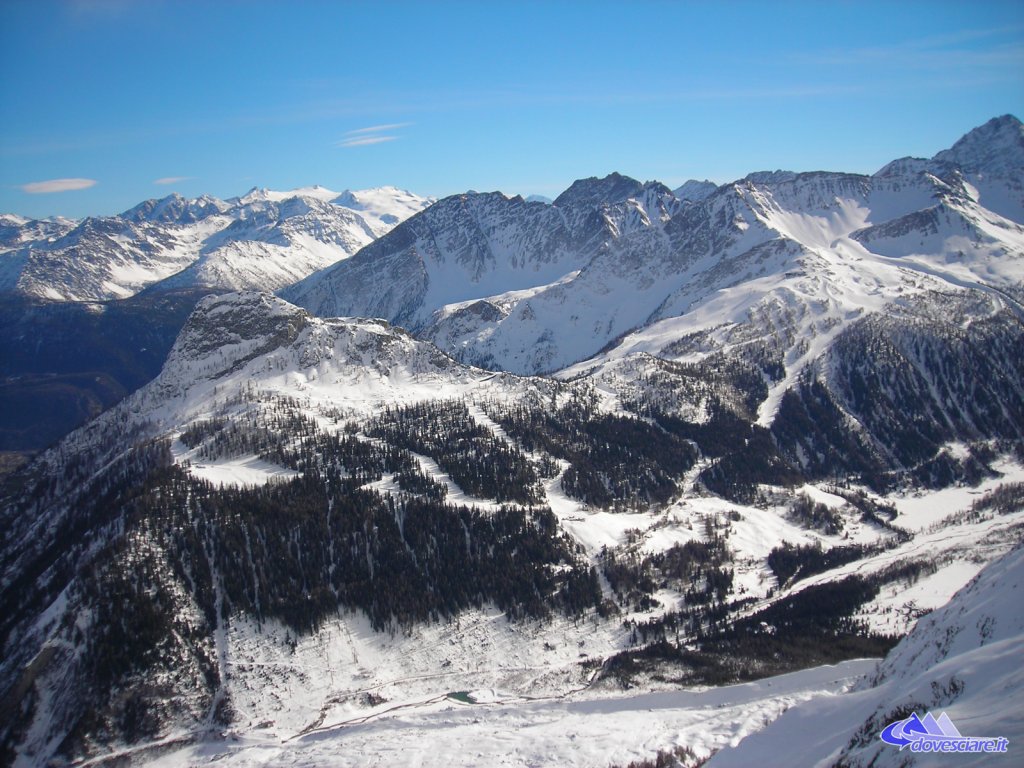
[145, 659, 876, 768]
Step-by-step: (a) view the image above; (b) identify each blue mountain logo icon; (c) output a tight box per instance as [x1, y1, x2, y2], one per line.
[880, 710, 1008, 754]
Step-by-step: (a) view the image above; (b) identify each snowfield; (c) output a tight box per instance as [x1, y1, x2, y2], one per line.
[145, 660, 877, 768]
[171, 440, 300, 488]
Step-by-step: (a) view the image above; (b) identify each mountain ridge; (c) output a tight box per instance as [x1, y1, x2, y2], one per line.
[0, 185, 434, 302]
[283, 115, 1024, 379]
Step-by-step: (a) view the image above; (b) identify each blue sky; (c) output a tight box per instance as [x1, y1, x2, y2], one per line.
[1, 0, 1022, 219]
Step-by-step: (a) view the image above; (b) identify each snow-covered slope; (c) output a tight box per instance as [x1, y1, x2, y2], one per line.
[0, 186, 431, 301]
[674, 179, 718, 202]
[332, 185, 436, 237]
[708, 544, 1024, 768]
[283, 188, 606, 325]
[0, 214, 75, 254]
[121, 193, 229, 225]
[150, 195, 379, 295]
[1, 205, 227, 301]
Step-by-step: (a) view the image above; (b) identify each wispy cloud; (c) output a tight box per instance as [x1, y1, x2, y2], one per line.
[345, 122, 413, 135]
[21, 178, 97, 194]
[337, 135, 400, 148]
[153, 176, 192, 185]
[337, 122, 411, 148]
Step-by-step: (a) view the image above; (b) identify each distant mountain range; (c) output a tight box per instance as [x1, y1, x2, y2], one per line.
[0, 186, 434, 453]
[0, 185, 434, 302]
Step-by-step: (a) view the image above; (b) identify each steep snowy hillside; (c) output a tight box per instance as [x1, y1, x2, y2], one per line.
[0, 186, 430, 301]
[708, 543, 1024, 767]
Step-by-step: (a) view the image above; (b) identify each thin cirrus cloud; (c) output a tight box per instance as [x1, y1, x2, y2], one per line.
[337, 122, 411, 148]
[346, 122, 413, 135]
[338, 135, 399, 147]
[21, 178, 98, 194]
[153, 176, 192, 185]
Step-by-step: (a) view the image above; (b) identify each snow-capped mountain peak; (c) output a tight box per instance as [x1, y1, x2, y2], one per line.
[553, 171, 648, 208]
[673, 179, 718, 202]
[933, 113, 1024, 177]
[235, 185, 342, 205]
[121, 192, 228, 225]
[872, 155, 934, 179]
[332, 186, 436, 237]
[0, 213, 30, 227]
[741, 169, 799, 185]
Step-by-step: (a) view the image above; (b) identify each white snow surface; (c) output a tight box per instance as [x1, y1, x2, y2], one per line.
[170, 440, 298, 488]
[145, 658, 877, 768]
[333, 185, 436, 237]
